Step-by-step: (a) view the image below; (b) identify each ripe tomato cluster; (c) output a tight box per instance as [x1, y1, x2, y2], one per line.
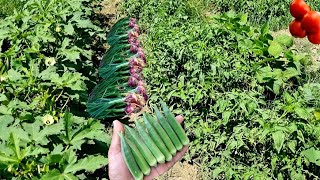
[289, 0, 320, 44]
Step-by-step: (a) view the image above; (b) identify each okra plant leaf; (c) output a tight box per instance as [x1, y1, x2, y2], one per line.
[0, 152, 19, 163]
[40, 169, 71, 180]
[63, 111, 73, 143]
[64, 149, 77, 165]
[64, 155, 108, 173]
[9, 133, 21, 160]
[0, 115, 14, 141]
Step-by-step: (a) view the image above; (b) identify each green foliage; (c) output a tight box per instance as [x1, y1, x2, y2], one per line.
[0, 112, 110, 179]
[123, 0, 320, 179]
[0, 0, 110, 178]
[212, 0, 320, 30]
[0, 0, 23, 18]
[0, 0, 106, 118]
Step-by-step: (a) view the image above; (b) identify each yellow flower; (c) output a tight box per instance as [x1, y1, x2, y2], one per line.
[42, 114, 54, 125]
[55, 26, 61, 33]
[45, 57, 56, 66]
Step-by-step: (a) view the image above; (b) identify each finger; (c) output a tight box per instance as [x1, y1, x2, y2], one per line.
[175, 115, 184, 124]
[108, 120, 124, 156]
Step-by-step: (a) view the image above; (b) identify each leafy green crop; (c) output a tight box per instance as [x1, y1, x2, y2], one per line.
[123, 0, 320, 179]
[0, 0, 111, 178]
[0, 0, 23, 18]
[0, 0, 106, 118]
[212, 0, 320, 30]
[0, 112, 110, 179]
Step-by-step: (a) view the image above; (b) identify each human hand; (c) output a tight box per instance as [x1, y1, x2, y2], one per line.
[108, 115, 189, 180]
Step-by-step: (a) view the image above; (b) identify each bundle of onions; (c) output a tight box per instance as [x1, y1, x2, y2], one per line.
[87, 17, 147, 119]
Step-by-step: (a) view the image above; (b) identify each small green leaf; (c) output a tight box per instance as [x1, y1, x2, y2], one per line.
[41, 169, 64, 180]
[7, 69, 22, 81]
[274, 34, 293, 47]
[0, 105, 11, 115]
[301, 147, 320, 165]
[64, 23, 74, 35]
[282, 68, 300, 80]
[212, 167, 224, 177]
[273, 80, 282, 94]
[287, 140, 296, 153]
[0, 94, 7, 101]
[261, 23, 269, 35]
[239, 13, 248, 25]
[64, 112, 73, 142]
[295, 107, 311, 120]
[64, 149, 77, 165]
[272, 131, 285, 153]
[268, 41, 283, 57]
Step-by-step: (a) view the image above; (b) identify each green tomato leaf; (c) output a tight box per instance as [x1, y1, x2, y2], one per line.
[282, 67, 300, 80]
[301, 147, 320, 165]
[272, 131, 285, 153]
[0, 94, 7, 102]
[287, 140, 297, 153]
[274, 34, 293, 47]
[295, 107, 311, 120]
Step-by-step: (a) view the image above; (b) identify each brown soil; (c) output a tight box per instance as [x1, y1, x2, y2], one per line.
[155, 161, 200, 180]
[101, 0, 122, 15]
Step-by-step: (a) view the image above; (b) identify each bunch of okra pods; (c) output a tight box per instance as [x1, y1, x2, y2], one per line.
[119, 101, 189, 180]
[87, 17, 147, 119]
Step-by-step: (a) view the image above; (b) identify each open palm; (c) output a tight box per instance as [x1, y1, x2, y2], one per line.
[108, 115, 189, 180]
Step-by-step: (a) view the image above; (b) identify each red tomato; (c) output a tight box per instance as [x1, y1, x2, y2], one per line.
[289, 20, 307, 38]
[308, 31, 320, 44]
[301, 11, 320, 33]
[290, 0, 311, 20]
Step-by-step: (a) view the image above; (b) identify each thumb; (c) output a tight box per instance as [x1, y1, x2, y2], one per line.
[108, 120, 124, 156]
